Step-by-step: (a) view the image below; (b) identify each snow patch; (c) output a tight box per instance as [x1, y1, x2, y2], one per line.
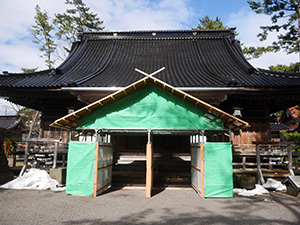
[0, 169, 65, 191]
[263, 178, 286, 191]
[233, 184, 269, 196]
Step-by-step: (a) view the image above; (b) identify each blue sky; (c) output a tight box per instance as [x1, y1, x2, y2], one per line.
[0, 0, 298, 114]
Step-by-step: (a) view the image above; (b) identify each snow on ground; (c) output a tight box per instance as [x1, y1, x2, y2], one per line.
[234, 178, 286, 196]
[263, 178, 286, 191]
[0, 169, 65, 192]
[234, 184, 269, 197]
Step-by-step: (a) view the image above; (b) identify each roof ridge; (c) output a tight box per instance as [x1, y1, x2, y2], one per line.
[78, 29, 235, 41]
[258, 68, 300, 79]
[0, 69, 52, 76]
[82, 29, 235, 34]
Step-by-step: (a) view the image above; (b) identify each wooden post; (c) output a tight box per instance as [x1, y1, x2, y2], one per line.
[19, 141, 29, 177]
[200, 143, 205, 198]
[242, 156, 246, 170]
[93, 143, 99, 197]
[53, 141, 58, 169]
[13, 154, 16, 167]
[295, 151, 299, 170]
[146, 143, 153, 198]
[256, 144, 265, 184]
[287, 144, 295, 176]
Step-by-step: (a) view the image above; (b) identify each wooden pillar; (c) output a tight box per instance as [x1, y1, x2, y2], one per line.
[93, 143, 99, 197]
[146, 143, 153, 198]
[19, 141, 29, 177]
[200, 143, 205, 198]
[256, 144, 265, 184]
[287, 144, 295, 176]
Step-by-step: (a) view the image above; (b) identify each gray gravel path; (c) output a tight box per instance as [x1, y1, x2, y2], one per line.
[1, 187, 299, 225]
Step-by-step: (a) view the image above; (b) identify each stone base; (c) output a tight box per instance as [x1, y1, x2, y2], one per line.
[0, 171, 14, 185]
[234, 174, 256, 190]
[50, 167, 66, 185]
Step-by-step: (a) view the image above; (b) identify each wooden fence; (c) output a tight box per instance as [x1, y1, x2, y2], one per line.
[233, 143, 299, 184]
[11, 138, 68, 176]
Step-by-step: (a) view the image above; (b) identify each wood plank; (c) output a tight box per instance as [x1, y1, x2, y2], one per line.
[146, 143, 153, 198]
[93, 144, 99, 197]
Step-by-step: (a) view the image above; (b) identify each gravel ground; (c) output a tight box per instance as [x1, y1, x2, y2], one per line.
[0, 187, 300, 225]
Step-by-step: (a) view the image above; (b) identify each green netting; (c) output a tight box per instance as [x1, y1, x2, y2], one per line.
[77, 85, 223, 130]
[66, 142, 96, 196]
[204, 142, 233, 198]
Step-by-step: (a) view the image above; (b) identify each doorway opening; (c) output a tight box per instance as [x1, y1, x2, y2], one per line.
[112, 135, 191, 188]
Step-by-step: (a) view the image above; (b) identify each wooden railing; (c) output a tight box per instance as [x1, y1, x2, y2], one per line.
[233, 143, 299, 184]
[11, 138, 68, 176]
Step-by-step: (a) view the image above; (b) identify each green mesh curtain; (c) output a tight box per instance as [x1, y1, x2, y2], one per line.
[204, 142, 233, 197]
[66, 142, 96, 196]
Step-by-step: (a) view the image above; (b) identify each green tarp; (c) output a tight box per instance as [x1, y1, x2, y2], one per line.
[77, 85, 223, 130]
[204, 142, 233, 197]
[66, 142, 113, 197]
[66, 142, 96, 196]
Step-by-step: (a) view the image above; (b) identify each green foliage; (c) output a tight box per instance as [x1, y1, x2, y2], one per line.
[31, 1, 104, 66]
[4, 138, 19, 155]
[54, 0, 104, 53]
[21, 68, 39, 73]
[268, 62, 300, 72]
[246, 0, 300, 59]
[283, 132, 300, 152]
[32, 5, 56, 69]
[193, 15, 229, 30]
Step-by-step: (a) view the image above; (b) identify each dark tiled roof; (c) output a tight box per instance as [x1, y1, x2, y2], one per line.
[1, 30, 300, 88]
[0, 115, 21, 130]
[270, 122, 290, 131]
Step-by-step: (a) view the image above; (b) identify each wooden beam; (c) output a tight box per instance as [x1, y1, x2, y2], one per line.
[146, 143, 153, 198]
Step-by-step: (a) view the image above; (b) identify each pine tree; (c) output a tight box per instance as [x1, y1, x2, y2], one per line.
[193, 15, 229, 30]
[244, 0, 300, 59]
[54, 0, 105, 53]
[32, 5, 56, 69]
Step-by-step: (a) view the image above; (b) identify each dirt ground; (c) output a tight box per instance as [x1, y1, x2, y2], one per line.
[0, 187, 299, 225]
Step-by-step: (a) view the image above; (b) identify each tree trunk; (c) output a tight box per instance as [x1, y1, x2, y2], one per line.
[28, 111, 39, 138]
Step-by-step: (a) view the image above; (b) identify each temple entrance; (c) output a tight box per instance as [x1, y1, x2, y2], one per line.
[53, 70, 249, 197]
[112, 135, 191, 189]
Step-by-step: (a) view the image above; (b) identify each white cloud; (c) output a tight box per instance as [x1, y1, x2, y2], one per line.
[0, 0, 194, 73]
[227, 7, 298, 69]
[0, 0, 68, 73]
[0, 98, 19, 115]
[0, 1, 298, 72]
[90, 0, 194, 30]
